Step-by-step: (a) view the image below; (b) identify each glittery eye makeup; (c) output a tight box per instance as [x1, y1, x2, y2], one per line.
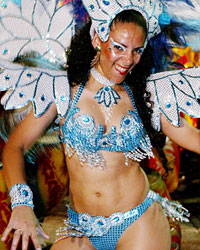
[109, 38, 144, 56]
[110, 38, 126, 52]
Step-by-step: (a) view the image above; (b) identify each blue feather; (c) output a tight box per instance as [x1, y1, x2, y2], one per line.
[72, 0, 88, 30]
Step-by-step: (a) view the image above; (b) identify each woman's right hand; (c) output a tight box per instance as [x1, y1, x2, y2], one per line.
[1, 205, 50, 250]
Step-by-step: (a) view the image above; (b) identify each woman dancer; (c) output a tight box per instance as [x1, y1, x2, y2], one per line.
[1, 1, 200, 250]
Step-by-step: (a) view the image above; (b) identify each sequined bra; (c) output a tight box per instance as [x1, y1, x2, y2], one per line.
[61, 82, 153, 169]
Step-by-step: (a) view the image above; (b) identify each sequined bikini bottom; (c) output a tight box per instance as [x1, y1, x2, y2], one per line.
[56, 190, 189, 250]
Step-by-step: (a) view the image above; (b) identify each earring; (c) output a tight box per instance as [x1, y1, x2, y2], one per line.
[91, 46, 101, 67]
[95, 46, 101, 52]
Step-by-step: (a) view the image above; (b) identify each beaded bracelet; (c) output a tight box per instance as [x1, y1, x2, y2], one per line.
[9, 183, 34, 210]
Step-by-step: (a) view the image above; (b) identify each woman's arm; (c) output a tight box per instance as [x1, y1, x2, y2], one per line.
[2, 103, 57, 188]
[160, 114, 200, 154]
[1, 103, 57, 250]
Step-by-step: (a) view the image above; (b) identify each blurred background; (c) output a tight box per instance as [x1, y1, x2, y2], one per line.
[0, 0, 199, 249]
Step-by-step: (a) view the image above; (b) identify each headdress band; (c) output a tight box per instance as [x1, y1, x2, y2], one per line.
[82, 0, 164, 42]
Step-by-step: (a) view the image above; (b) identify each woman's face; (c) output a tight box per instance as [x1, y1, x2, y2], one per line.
[93, 22, 146, 84]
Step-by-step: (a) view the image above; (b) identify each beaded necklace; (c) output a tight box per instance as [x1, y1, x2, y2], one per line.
[91, 67, 121, 122]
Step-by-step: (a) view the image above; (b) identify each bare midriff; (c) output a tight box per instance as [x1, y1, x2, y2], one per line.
[65, 149, 149, 217]
[61, 82, 150, 217]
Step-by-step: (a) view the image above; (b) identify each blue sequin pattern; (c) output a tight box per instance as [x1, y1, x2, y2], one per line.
[61, 82, 153, 169]
[82, 0, 163, 43]
[9, 183, 34, 209]
[56, 190, 190, 248]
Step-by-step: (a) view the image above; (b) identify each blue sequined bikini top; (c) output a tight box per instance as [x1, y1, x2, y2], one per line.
[61, 82, 153, 169]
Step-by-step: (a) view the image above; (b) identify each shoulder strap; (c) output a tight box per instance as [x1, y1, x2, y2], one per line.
[70, 82, 86, 109]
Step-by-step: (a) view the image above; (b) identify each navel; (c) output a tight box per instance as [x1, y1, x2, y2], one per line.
[95, 192, 101, 198]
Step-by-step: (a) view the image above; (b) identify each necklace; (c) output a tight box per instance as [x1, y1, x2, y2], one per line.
[90, 67, 115, 87]
[90, 67, 121, 122]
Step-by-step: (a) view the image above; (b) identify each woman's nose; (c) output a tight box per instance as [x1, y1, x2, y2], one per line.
[123, 50, 134, 66]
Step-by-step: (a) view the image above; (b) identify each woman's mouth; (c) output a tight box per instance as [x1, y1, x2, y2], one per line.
[115, 65, 130, 75]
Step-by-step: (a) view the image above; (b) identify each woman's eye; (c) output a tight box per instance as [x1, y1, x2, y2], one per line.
[110, 39, 125, 52]
[114, 45, 123, 51]
[134, 48, 144, 55]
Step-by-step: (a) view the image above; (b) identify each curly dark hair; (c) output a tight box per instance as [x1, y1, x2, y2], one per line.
[67, 10, 168, 172]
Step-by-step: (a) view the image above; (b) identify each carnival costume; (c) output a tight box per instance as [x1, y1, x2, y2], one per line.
[61, 77, 153, 169]
[0, 0, 200, 249]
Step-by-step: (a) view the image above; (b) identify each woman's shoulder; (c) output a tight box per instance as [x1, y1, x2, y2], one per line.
[70, 83, 81, 98]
